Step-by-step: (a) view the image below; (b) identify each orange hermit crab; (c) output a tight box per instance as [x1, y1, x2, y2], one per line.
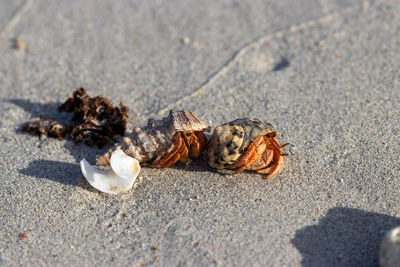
[207, 118, 289, 178]
[98, 110, 210, 168]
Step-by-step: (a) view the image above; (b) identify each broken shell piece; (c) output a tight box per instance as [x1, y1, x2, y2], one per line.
[80, 148, 140, 194]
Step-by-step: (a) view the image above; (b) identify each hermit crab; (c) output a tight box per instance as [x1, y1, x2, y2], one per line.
[97, 110, 210, 168]
[207, 118, 289, 179]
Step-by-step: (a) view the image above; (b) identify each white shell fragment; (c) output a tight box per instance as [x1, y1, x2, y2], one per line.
[80, 148, 141, 194]
[380, 226, 400, 267]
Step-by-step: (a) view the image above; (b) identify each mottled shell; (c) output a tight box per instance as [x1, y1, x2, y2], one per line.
[98, 110, 210, 165]
[207, 118, 277, 169]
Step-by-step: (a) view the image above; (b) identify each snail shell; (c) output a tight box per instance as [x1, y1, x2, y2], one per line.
[207, 118, 277, 169]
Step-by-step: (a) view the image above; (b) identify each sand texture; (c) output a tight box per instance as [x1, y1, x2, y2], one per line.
[0, 0, 399, 266]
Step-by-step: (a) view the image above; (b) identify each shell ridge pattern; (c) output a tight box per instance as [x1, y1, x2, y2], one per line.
[169, 110, 211, 133]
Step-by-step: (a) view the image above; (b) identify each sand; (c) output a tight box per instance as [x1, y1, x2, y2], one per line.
[0, 0, 399, 266]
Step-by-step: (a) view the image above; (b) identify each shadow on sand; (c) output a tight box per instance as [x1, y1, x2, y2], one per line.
[165, 154, 221, 175]
[19, 160, 81, 186]
[8, 98, 66, 120]
[11, 98, 111, 186]
[292, 207, 400, 267]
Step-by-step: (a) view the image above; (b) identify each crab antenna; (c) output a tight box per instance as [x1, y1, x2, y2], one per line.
[280, 143, 290, 148]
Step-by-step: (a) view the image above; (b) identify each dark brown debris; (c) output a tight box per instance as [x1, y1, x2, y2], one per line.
[22, 88, 128, 148]
[58, 88, 128, 147]
[57, 87, 91, 121]
[23, 118, 69, 140]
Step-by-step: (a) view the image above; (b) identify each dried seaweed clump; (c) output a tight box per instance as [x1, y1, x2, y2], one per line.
[23, 118, 69, 140]
[22, 88, 128, 148]
[58, 88, 128, 147]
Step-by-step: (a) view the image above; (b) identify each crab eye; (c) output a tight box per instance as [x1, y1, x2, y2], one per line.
[185, 133, 191, 137]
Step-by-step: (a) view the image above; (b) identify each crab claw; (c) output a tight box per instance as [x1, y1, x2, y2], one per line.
[80, 148, 141, 194]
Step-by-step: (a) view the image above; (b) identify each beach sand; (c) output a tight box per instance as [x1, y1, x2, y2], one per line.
[0, 0, 399, 265]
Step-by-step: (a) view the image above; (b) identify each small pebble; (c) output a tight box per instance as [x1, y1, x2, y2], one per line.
[380, 226, 400, 267]
[181, 37, 198, 46]
[12, 37, 26, 52]
[19, 233, 28, 240]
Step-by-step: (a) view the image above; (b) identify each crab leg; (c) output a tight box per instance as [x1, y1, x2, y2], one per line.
[230, 136, 266, 174]
[247, 147, 274, 171]
[162, 141, 187, 168]
[178, 140, 189, 163]
[263, 148, 274, 167]
[181, 131, 207, 159]
[256, 145, 284, 179]
[182, 132, 200, 158]
[152, 133, 183, 167]
[195, 131, 208, 152]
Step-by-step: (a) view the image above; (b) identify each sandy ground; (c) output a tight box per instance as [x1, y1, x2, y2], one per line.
[0, 0, 399, 266]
